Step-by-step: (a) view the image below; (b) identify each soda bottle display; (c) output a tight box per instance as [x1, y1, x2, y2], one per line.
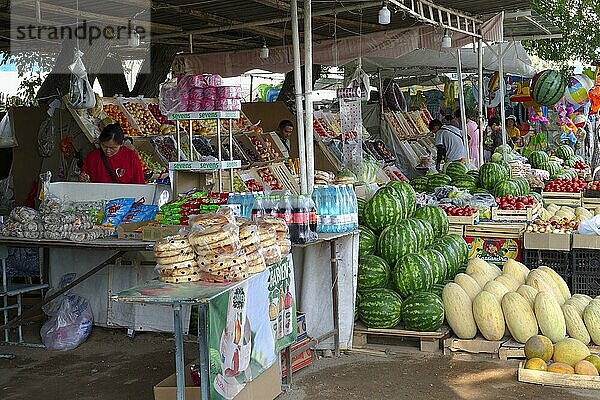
[251, 193, 265, 221]
[276, 195, 293, 225]
[307, 196, 318, 235]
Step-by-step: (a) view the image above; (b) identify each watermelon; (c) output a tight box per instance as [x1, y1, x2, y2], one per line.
[358, 288, 403, 328]
[549, 155, 563, 165]
[440, 234, 469, 271]
[472, 188, 491, 195]
[480, 162, 509, 191]
[529, 151, 549, 169]
[404, 218, 433, 250]
[378, 224, 418, 266]
[420, 248, 448, 285]
[531, 70, 567, 106]
[416, 218, 435, 248]
[410, 177, 428, 193]
[430, 283, 445, 297]
[387, 181, 416, 218]
[556, 145, 575, 160]
[393, 253, 433, 298]
[513, 177, 531, 196]
[359, 225, 377, 257]
[530, 192, 542, 202]
[429, 242, 458, 278]
[444, 162, 468, 181]
[363, 187, 404, 231]
[358, 255, 390, 292]
[426, 174, 452, 192]
[562, 168, 578, 179]
[541, 161, 562, 178]
[453, 176, 478, 192]
[466, 169, 480, 182]
[401, 292, 445, 332]
[357, 198, 366, 224]
[563, 158, 576, 167]
[414, 206, 449, 238]
[494, 179, 519, 198]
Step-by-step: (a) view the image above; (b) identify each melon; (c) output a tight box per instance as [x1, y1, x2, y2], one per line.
[538, 266, 571, 302]
[494, 274, 520, 292]
[547, 362, 575, 374]
[483, 281, 510, 304]
[553, 338, 591, 367]
[502, 292, 539, 344]
[453, 273, 481, 301]
[468, 270, 493, 289]
[524, 335, 554, 362]
[472, 291, 505, 341]
[442, 283, 477, 339]
[502, 259, 529, 285]
[466, 259, 501, 281]
[562, 304, 591, 345]
[524, 358, 548, 371]
[566, 294, 592, 316]
[585, 354, 600, 373]
[575, 360, 599, 376]
[517, 285, 539, 310]
[583, 301, 600, 346]
[526, 269, 564, 304]
[534, 292, 566, 343]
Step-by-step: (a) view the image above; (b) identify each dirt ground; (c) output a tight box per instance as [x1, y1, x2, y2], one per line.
[1, 327, 599, 400]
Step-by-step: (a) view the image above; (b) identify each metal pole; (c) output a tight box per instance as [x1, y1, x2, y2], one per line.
[198, 304, 210, 400]
[456, 48, 470, 164]
[249, 75, 254, 102]
[173, 304, 185, 400]
[304, 0, 315, 194]
[2, 257, 8, 342]
[378, 68, 385, 128]
[330, 239, 340, 357]
[498, 42, 507, 161]
[291, 0, 307, 194]
[477, 37, 484, 167]
[229, 118, 234, 192]
[217, 117, 223, 192]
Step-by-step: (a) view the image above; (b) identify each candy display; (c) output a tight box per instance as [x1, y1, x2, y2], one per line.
[101, 198, 136, 229]
[160, 191, 230, 226]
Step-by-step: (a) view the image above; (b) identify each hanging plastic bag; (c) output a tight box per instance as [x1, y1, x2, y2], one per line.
[67, 49, 96, 109]
[40, 273, 93, 351]
[578, 216, 600, 235]
[349, 64, 370, 102]
[0, 113, 17, 148]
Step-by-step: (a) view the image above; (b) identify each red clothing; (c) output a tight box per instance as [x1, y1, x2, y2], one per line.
[82, 146, 145, 184]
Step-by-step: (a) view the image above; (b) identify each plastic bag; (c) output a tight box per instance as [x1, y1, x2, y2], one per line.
[67, 50, 96, 109]
[40, 273, 93, 351]
[578, 216, 600, 235]
[0, 113, 17, 148]
[101, 198, 136, 229]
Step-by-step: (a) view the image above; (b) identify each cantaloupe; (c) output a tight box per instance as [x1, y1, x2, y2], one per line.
[553, 338, 591, 367]
[575, 360, 599, 376]
[583, 301, 600, 346]
[547, 362, 575, 374]
[526, 269, 564, 304]
[517, 284, 538, 310]
[502, 259, 529, 285]
[524, 335, 554, 362]
[534, 291, 566, 343]
[494, 274, 520, 291]
[453, 273, 481, 301]
[538, 266, 571, 302]
[562, 304, 590, 345]
[442, 283, 477, 339]
[585, 354, 600, 373]
[483, 281, 510, 304]
[472, 291, 505, 341]
[502, 292, 538, 344]
[524, 357, 547, 371]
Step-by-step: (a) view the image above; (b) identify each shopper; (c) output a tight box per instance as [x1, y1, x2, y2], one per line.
[453, 109, 481, 168]
[435, 120, 466, 172]
[79, 123, 145, 184]
[429, 119, 443, 136]
[506, 115, 521, 146]
[277, 120, 294, 151]
[483, 117, 503, 161]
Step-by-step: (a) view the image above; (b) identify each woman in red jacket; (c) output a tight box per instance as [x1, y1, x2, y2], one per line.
[80, 123, 145, 184]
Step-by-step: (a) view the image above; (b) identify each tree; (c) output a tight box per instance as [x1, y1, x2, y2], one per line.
[525, 0, 600, 67]
[0, 51, 56, 105]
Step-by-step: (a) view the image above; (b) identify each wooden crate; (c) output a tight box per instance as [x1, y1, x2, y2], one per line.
[518, 361, 600, 390]
[443, 335, 507, 358]
[353, 322, 450, 353]
[447, 213, 479, 226]
[583, 196, 600, 211]
[498, 339, 525, 360]
[491, 203, 541, 222]
[542, 191, 582, 207]
[448, 224, 465, 237]
[464, 222, 525, 239]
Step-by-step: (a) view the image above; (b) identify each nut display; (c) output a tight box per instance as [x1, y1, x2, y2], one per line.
[103, 104, 139, 136]
[122, 102, 161, 135]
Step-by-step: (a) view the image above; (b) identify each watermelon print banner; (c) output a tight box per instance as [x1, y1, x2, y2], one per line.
[209, 255, 297, 400]
[465, 236, 522, 266]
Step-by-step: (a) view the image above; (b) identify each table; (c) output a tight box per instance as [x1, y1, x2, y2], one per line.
[0, 237, 152, 334]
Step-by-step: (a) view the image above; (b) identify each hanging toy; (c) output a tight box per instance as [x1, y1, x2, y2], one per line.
[531, 70, 568, 106]
[572, 113, 587, 128]
[60, 136, 75, 159]
[564, 74, 593, 107]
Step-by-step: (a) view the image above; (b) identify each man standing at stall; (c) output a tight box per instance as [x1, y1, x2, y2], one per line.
[435, 120, 466, 172]
[276, 120, 294, 151]
[484, 117, 503, 161]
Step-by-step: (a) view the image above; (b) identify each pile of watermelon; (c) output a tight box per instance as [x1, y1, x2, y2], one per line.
[529, 147, 583, 180]
[357, 181, 469, 332]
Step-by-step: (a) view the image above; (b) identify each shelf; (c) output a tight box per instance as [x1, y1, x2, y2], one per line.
[168, 111, 241, 121]
[168, 160, 242, 171]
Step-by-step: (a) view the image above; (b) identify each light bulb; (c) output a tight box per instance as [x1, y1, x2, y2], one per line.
[378, 5, 391, 25]
[128, 30, 140, 48]
[260, 44, 269, 59]
[441, 30, 451, 48]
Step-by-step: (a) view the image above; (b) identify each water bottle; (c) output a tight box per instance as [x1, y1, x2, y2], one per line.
[311, 187, 322, 233]
[347, 185, 359, 230]
[319, 186, 330, 233]
[277, 194, 293, 225]
[331, 185, 342, 233]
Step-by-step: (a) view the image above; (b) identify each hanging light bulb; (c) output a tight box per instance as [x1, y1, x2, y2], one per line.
[441, 29, 452, 48]
[128, 29, 140, 48]
[260, 39, 269, 59]
[378, 2, 391, 25]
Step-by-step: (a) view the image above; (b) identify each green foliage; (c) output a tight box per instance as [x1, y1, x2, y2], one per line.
[526, 0, 600, 66]
[0, 51, 56, 106]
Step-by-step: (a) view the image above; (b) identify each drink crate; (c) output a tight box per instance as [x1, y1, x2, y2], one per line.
[571, 273, 600, 297]
[572, 248, 600, 274]
[523, 249, 571, 277]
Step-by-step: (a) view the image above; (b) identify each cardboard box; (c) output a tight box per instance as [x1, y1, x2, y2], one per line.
[117, 222, 147, 240]
[524, 232, 571, 251]
[296, 312, 307, 342]
[465, 236, 522, 266]
[572, 233, 600, 250]
[154, 361, 281, 400]
[141, 224, 183, 241]
[281, 337, 314, 378]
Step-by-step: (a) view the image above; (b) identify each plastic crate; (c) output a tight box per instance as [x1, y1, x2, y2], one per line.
[523, 249, 570, 275]
[572, 248, 600, 274]
[571, 273, 600, 297]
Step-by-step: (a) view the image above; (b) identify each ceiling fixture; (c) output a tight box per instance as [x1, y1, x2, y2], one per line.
[128, 28, 140, 48]
[441, 29, 452, 48]
[378, 2, 391, 25]
[260, 39, 269, 59]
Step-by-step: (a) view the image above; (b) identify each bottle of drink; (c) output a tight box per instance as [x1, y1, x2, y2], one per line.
[340, 185, 351, 232]
[316, 186, 327, 233]
[277, 194, 293, 225]
[288, 195, 299, 242]
[331, 185, 341, 233]
[251, 193, 265, 221]
[307, 196, 318, 237]
[284, 285, 294, 335]
[347, 185, 358, 230]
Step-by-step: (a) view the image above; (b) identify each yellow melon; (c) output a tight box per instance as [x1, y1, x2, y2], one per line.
[524, 335, 554, 362]
[575, 360, 599, 376]
[547, 362, 575, 374]
[585, 354, 600, 374]
[524, 357, 547, 371]
[553, 338, 591, 367]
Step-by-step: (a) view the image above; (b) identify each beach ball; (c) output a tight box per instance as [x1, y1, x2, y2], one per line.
[564, 74, 593, 106]
[572, 114, 587, 128]
[531, 70, 567, 106]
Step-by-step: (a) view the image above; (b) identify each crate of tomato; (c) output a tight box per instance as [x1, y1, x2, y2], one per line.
[542, 178, 585, 207]
[439, 204, 479, 225]
[492, 195, 541, 222]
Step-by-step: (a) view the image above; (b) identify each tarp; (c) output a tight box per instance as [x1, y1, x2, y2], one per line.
[346, 42, 536, 78]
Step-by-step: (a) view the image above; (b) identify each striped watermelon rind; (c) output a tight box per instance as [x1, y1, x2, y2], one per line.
[480, 162, 509, 190]
[358, 288, 403, 328]
[357, 198, 366, 224]
[393, 253, 434, 298]
[401, 292, 445, 332]
[556, 145, 575, 160]
[414, 206, 449, 238]
[359, 225, 377, 257]
[363, 187, 404, 232]
[358, 255, 390, 292]
[528, 150, 549, 169]
[420, 248, 448, 285]
[387, 181, 416, 218]
[426, 174, 452, 192]
[410, 177, 429, 193]
[531, 70, 567, 106]
[440, 234, 469, 272]
[444, 162, 468, 180]
[377, 224, 418, 266]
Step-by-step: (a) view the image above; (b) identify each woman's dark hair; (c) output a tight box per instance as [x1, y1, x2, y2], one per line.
[429, 119, 442, 131]
[99, 123, 125, 144]
[489, 117, 501, 127]
[443, 114, 453, 122]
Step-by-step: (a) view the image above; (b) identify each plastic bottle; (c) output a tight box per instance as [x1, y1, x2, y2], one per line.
[307, 196, 318, 236]
[331, 185, 341, 233]
[312, 186, 323, 233]
[347, 185, 359, 230]
[251, 193, 265, 221]
[277, 194, 293, 225]
[318, 186, 329, 233]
